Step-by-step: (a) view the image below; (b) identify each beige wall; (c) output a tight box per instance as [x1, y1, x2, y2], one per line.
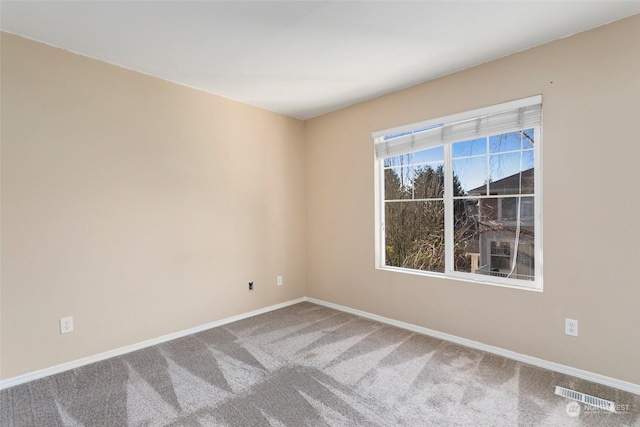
[305, 15, 640, 385]
[2, 15, 639, 386]
[1, 33, 307, 379]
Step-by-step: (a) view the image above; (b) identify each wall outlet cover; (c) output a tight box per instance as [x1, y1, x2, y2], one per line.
[60, 316, 73, 334]
[565, 318, 578, 336]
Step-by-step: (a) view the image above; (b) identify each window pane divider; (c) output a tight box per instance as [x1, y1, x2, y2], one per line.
[385, 198, 445, 203]
[452, 194, 533, 200]
[444, 143, 454, 275]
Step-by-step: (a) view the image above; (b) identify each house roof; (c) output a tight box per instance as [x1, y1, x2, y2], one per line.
[468, 168, 535, 196]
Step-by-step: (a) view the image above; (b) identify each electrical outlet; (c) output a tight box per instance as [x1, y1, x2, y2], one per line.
[277, 275, 283, 286]
[249, 281, 254, 291]
[60, 316, 73, 334]
[565, 318, 578, 336]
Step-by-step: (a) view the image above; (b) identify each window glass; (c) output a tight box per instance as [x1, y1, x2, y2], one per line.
[453, 156, 487, 194]
[375, 98, 541, 289]
[385, 201, 445, 273]
[453, 138, 486, 158]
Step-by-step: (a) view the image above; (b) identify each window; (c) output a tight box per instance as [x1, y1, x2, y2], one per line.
[373, 96, 542, 290]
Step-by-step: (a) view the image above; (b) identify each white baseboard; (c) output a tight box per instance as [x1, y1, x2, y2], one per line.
[0, 297, 305, 391]
[304, 297, 640, 396]
[2, 296, 638, 396]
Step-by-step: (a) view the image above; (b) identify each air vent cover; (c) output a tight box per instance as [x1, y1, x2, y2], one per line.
[554, 386, 616, 412]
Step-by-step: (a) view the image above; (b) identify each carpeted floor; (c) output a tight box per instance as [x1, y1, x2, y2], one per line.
[1, 302, 638, 426]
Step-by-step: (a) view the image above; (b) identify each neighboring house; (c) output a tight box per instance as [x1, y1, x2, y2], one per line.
[466, 168, 535, 281]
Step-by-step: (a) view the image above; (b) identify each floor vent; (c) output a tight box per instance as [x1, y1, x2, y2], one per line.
[554, 386, 616, 412]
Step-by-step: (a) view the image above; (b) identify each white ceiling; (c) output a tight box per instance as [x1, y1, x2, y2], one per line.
[2, 1, 639, 120]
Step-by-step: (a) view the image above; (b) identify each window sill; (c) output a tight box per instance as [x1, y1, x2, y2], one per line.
[376, 265, 543, 292]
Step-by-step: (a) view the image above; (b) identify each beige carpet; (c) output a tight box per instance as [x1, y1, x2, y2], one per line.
[1, 302, 638, 426]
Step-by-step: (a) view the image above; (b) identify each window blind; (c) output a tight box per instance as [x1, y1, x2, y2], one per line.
[374, 97, 542, 159]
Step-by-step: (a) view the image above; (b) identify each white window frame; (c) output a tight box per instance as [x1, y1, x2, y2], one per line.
[373, 96, 543, 291]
